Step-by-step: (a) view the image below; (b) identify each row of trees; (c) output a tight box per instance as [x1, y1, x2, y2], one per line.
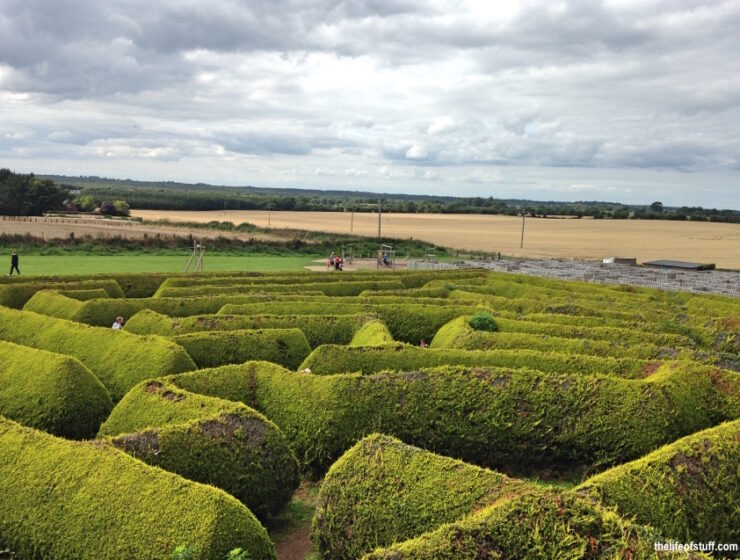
[0, 170, 130, 216]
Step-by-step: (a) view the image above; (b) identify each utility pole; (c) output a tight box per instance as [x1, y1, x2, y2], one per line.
[377, 198, 382, 243]
[267, 205, 272, 230]
[350, 209, 354, 233]
[520, 211, 526, 248]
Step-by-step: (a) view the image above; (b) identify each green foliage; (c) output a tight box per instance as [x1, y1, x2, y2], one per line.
[172, 328, 311, 369]
[577, 419, 740, 543]
[468, 311, 497, 332]
[0, 169, 68, 215]
[155, 279, 406, 298]
[99, 379, 300, 520]
[0, 340, 112, 438]
[349, 320, 394, 346]
[126, 309, 376, 348]
[0, 278, 123, 308]
[76, 194, 97, 212]
[0, 306, 196, 400]
[314, 435, 671, 560]
[167, 360, 739, 477]
[299, 343, 648, 377]
[0, 417, 276, 560]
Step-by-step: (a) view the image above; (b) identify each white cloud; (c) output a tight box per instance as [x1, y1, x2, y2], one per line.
[0, 0, 738, 207]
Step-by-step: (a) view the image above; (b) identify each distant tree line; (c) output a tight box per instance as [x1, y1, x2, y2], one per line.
[0, 170, 130, 216]
[35, 174, 740, 224]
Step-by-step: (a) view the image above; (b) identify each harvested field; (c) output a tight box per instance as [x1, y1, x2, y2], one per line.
[132, 209, 740, 269]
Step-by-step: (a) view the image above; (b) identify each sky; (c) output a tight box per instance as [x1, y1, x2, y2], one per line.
[1, 0, 739, 209]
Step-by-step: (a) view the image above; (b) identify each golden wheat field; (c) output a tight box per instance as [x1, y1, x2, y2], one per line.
[132, 209, 740, 269]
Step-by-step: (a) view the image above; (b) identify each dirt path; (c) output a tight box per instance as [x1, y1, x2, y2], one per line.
[270, 481, 320, 560]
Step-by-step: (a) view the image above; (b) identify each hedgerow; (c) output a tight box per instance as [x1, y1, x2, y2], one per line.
[99, 379, 300, 520]
[314, 435, 668, 560]
[0, 340, 112, 439]
[312, 434, 526, 559]
[349, 320, 394, 346]
[58, 287, 111, 300]
[167, 360, 739, 476]
[0, 278, 124, 308]
[577, 419, 740, 543]
[0, 307, 196, 400]
[299, 343, 649, 377]
[171, 328, 312, 369]
[125, 309, 376, 347]
[0, 417, 276, 560]
[431, 316, 673, 360]
[155, 280, 406, 298]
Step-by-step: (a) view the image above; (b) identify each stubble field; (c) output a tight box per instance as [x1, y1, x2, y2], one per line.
[132, 209, 740, 269]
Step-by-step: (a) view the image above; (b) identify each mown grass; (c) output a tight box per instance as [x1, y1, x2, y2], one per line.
[4, 253, 318, 275]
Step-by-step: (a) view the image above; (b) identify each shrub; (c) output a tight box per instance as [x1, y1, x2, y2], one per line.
[349, 320, 394, 346]
[155, 280, 406, 298]
[171, 328, 311, 369]
[314, 435, 666, 560]
[431, 316, 671, 360]
[577, 419, 740, 543]
[299, 344, 649, 378]
[167, 360, 739, 476]
[99, 379, 300, 520]
[0, 340, 112, 439]
[126, 310, 375, 348]
[0, 417, 276, 560]
[468, 311, 497, 332]
[0, 307, 196, 400]
[0, 278, 123, 308]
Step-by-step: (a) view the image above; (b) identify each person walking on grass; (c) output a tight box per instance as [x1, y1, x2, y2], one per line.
[8, 250, 20, 275]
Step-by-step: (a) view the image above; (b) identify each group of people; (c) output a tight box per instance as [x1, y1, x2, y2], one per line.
[327, 252, 344, 271]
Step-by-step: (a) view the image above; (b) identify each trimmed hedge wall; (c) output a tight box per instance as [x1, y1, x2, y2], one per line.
[167, 360, 739, 476]
[431, 316, 673, 360]
[314, 435, 666, 560]
[126, 310, 375, 347]
[27, 292, 329, 327]
[58, 288, 111, 301]
[299, 343, 650, 378]
[0, 340, 112, 439]
[312, 433, 526, 559]
[0, 307, 196, 400]
[171, 328, 312, 369]
[0, 278, 124, 308]
[349, 320, 394, 346]
[577, 419, 740, 543]
[155, 280, 406, 298]
[0, 417, 276, 560]
[99, 379, 300, 520]
[363, 490, 666, 560]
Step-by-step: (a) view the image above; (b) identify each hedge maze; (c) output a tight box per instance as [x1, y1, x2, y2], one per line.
[0, 267, 737, 559]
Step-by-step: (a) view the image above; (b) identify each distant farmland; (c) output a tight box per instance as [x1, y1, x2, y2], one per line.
[133, 209, 740, 269]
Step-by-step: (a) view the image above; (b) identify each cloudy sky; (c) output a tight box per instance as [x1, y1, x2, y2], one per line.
[1, 0, 739, 208]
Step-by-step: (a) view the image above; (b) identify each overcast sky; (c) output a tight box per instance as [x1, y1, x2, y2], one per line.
[1, 0, 739, 208]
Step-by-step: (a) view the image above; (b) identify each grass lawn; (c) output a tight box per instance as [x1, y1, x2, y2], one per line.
[5, 253, 319, 276]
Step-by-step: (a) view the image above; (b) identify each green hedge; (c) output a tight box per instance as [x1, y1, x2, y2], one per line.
[58, 288, 112, 301]
[0, 307, 196, 400]
[126, 309, 375, 347]
[171, 328, 311, 369]
[314, 435, 667, 560]
[299, 343, 650, 378]
[0, 340, 112, 439]
[155, 279, 406, 298]
[0, 278, 124, 308]
[99, 379, 300, 520]
[431, 316, 672, 360]
[312, 434, 526, 559]
[491, 316, 696, 349]
[22, 290, 325, 327]
[363, 490, 667, 560]
[167, 360, 739, 476]
[577, 419, 740, 543]
[349, 320, 394, 346]
[0, 417, 275, 560]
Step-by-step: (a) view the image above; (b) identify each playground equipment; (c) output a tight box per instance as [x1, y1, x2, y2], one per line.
[184, 240, 206, 272]
[377, 244, 395, 269]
